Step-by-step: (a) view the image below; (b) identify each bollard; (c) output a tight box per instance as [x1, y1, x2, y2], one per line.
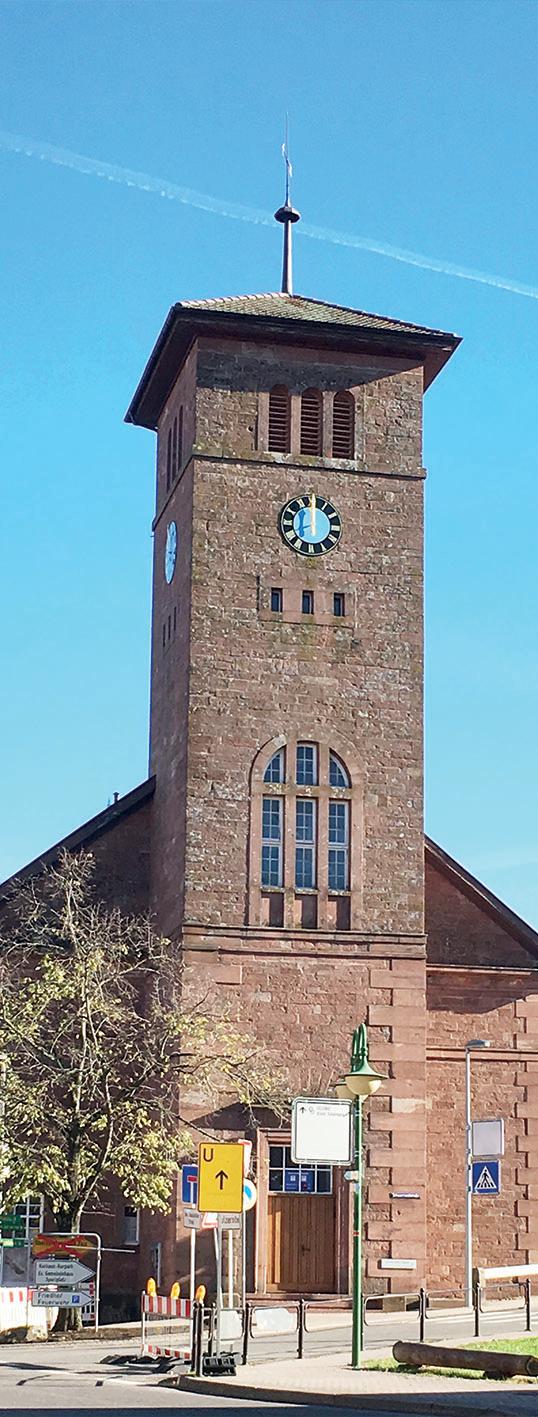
[190, 1302, 199, 1374]
[242, 1302, 251, 1365]
[419, 1288, 426, 1344]
[526, 1278, 532, 1333]
[474, 1281, 481, 1338]
[298, 1298, 305, 1359]
[207, 1302, 215, 1356]
[197, 1303, 205, 1377]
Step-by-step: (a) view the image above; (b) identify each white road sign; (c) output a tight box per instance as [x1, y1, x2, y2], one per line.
[291, 1097, 352, 1165]
[183, 1210, 202, 1230]
[472, 1119, 504, 1158]
[35, 1258, 94, 1286]
[218, 1213, 242, 1231]
[32, 1285, 94, 1307]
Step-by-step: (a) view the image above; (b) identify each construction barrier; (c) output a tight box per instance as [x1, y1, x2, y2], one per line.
[0, 1286, 51, 1338]
[140, 1291, 192, 1361]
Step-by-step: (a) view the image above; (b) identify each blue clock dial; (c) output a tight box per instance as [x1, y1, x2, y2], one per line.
[280, 494, 342, 557]
[164, 521, 177, 584]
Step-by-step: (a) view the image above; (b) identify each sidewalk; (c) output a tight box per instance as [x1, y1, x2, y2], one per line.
[179, 1350, 538, 1416]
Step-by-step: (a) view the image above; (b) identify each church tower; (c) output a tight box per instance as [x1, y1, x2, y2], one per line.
[126, 201, 459, 1296]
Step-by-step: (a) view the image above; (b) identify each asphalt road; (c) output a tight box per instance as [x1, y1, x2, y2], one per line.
[0, 1339, 391, 1417]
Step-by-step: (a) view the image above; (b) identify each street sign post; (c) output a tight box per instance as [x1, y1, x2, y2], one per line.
[472, 1119, 504, 1159]
[30, 1233, 101, 1331]
[198, 1142, 244, 1213]
[472, 1160, 501, 1194]
[291, 1097, 352, 1165]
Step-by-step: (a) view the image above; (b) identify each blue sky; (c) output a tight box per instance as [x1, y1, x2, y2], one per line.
[1, 0, 537, 926]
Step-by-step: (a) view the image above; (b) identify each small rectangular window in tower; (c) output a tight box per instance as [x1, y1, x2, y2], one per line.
[302, 590, 314, 615]
[271, 587, 283, 612]
[333, 593, 345, 618]
[177, 406, 183, 473]
[295, 799, 317, 889]
[166, 428, 172, 492]
[162, 622, 166, 649]
[172, 417, 178, 481]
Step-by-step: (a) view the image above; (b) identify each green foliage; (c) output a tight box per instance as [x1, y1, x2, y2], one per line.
[0, 851, 286, 1230]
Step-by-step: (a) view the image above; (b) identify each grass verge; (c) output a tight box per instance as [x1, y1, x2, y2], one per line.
[364, 1336, 538, 1382]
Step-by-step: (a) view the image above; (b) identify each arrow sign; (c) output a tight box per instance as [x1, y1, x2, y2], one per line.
[198, 1141, 244, 1213]
[31, 1286, 94, 1308]
[35, 1258, 94, 1286]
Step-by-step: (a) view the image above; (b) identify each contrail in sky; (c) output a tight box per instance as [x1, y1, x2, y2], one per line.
[1, 125, 538, 302]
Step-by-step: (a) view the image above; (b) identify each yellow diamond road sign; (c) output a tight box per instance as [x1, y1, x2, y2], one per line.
[198, 1142, 244, 1213]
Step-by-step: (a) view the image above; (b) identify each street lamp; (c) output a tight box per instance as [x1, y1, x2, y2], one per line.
[334, 1024, 385, 1370]
[465, 1038, 491, 1306]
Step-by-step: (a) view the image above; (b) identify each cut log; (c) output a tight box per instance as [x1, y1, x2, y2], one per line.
[393, 1340, 538, 1378]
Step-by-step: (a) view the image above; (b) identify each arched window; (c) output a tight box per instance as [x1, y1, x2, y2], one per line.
[268, 386, 291, 453]
[300, 389, 323, 456]
[252, 739, 357, 931]
[329, 751, 350, 788]
[332, 391, 354, 459]
[264, 748, 285, 784]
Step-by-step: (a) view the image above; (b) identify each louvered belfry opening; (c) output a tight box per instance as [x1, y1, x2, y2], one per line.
[332, 391, 355, 458]
[268, 385, 291, 452]
[300, 388, 323, 456]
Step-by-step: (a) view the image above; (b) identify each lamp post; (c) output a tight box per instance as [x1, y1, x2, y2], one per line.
[335, 1024, 385, 1370]
[465, 1038, 491, 1307]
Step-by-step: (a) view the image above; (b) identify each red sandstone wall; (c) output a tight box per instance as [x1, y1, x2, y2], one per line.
[427, 974, 538, 1287]
[426, 856, 535, 968]
[176, 340, 426, 938]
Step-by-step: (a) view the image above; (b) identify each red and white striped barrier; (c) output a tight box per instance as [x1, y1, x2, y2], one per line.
[0, 1286, 50, 1337]
[140, 1291, 191, 1362]
[142, 1293, 191, 1318]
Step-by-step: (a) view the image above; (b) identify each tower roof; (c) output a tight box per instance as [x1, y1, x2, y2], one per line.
[126, 290, 460, 430]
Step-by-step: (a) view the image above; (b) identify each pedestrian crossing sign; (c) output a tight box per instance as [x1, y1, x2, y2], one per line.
[472, 1160, 500, 1194]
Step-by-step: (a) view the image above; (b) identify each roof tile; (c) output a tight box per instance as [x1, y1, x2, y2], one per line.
[178, 291, 454, 340]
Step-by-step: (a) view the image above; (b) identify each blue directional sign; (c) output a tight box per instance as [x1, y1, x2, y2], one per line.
[472, 1160, 500, 1195]
[181, 1163, 198, 1205]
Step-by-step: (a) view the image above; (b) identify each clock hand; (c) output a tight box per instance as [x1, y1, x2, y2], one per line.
[309, 491, 316, 536]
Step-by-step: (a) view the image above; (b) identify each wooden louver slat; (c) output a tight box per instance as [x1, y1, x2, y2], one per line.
[268, 386, 291, 453]
[332, 392, 354, 458]
[300, 389, 322, 456]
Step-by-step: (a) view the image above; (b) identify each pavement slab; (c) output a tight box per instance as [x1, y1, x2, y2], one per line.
[179, 1350, 538, 1416]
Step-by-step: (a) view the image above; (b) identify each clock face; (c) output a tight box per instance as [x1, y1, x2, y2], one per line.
[279, 494, 342, 557]
[164, 521, 177, 584]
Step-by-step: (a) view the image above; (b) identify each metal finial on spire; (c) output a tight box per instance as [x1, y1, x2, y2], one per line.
[274, 119, 300, 295]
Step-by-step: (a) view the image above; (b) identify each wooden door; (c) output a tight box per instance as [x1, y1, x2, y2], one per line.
[267, 1193, 336, 1293]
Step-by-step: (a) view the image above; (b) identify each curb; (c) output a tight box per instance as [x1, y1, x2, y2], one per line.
[175, 1373, 518, 1416]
